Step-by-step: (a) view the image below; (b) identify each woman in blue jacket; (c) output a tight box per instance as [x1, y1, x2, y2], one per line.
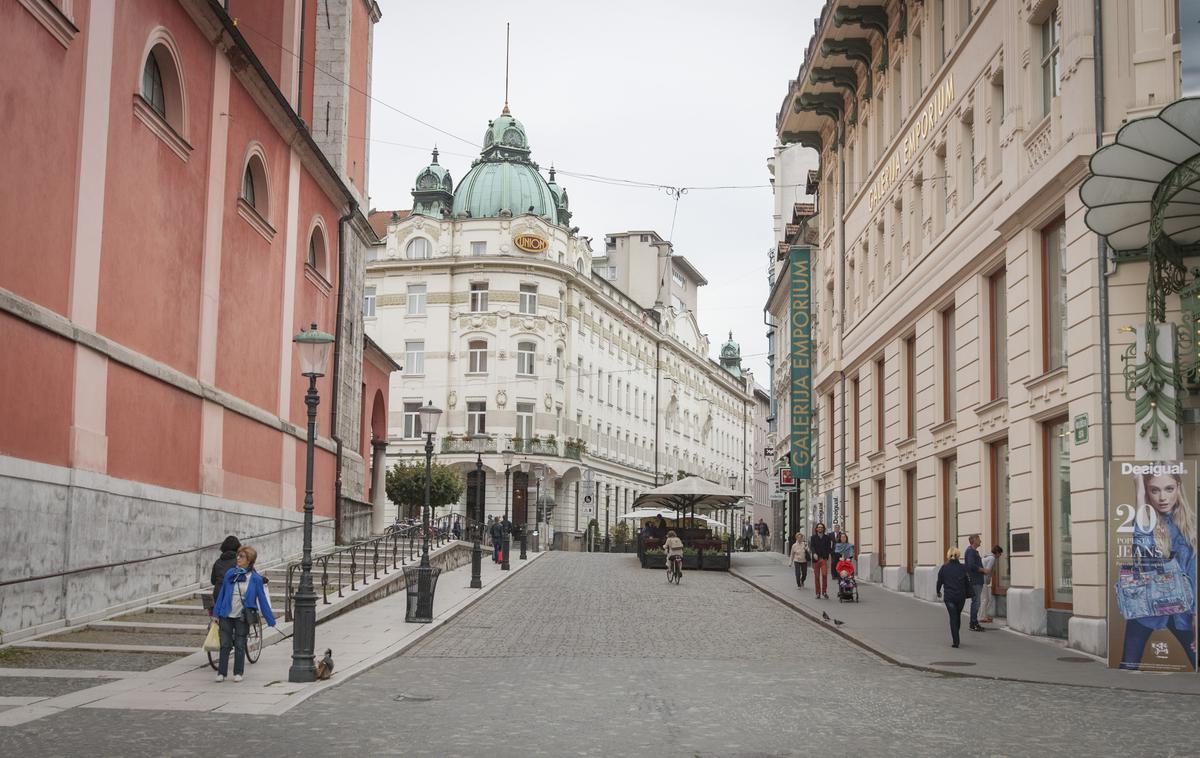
[212, 545, 276, 682]
[1119, 471, 1197, 670]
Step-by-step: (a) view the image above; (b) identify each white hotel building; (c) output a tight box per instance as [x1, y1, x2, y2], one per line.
[364, 107, 764, 539]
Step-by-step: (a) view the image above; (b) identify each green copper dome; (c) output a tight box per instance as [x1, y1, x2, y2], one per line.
[451, 107, 559, 222]
[412, 148, 453, 218]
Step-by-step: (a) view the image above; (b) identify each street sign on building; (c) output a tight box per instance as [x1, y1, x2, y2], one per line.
[581, 492, 595, 520]
[778, 468, 796, 490]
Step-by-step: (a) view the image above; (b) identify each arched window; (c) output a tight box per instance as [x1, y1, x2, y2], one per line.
[139, 36, 185, 133]
[142, 55, 165, 117]
[242, 166, 256, 207]
[307, 222, 327, 276]
[517, 341, 536, 375]
[241, 152, 268, 216]
[576, 258, 585, 273]
[406, 237, 432, 260]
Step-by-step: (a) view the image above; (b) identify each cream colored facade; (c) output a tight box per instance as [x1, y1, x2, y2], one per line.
[365, 203, 759, 538]
[776, 0, 1183, 653]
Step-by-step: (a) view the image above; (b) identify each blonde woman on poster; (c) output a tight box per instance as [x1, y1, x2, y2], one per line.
[1118, 467, 1197, 670]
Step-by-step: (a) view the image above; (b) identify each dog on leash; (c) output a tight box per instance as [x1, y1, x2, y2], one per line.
[315, 649, 335, 680]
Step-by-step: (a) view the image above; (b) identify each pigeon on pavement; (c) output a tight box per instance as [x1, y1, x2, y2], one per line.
[833, 619, 845, 627]
[821, 611, 831, 621]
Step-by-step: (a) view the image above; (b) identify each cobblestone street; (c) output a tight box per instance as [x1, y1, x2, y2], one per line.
[3, 553, 1198, 757]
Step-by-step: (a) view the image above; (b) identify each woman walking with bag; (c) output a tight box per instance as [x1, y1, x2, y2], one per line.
[212, 546, 276, 682]
[936, 548, 972, 648]
[789, 532, 810, 589]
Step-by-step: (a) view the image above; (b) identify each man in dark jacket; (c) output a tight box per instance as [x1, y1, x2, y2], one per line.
[489, 517, 504, 562]
[209, 535, 240, 608]
[937, 548, 973, 648]
[808, 523, 835, 599]
[963, 534, 987, 632]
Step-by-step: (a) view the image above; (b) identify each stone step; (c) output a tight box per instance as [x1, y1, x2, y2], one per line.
[18, 641, 199, 654]
[88, 620, 209, 635]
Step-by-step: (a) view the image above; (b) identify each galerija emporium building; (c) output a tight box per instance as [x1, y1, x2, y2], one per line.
[365, 106, 768, 542]
[773, 0, 1193, 659]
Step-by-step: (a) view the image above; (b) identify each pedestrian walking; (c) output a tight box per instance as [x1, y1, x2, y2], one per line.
[936, 547, 972, 648]
[964, 534, 987, 632]
[809, 523, 835, 599]
[979, 545, 1002, 623]
[452, 516, 462, 540]
[490, 517, 504, 562]
[789, 532, 810, 588]
[759, 519, 771, 551]
[741, 520, 755, 552]
[212, 546, 276, 682]
[209, 535, 240, 608]
[830, 523, 845, 578]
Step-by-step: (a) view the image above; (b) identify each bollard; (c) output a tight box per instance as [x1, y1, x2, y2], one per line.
[470, 538, 483, 589]
[519, 530, 528, 560]
[502, 534, 511, 571]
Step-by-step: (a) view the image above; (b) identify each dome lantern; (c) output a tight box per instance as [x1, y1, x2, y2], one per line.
[411, 147, 453, 218]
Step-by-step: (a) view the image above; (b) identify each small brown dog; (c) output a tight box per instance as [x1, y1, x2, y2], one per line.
[315, 649, 334, 680]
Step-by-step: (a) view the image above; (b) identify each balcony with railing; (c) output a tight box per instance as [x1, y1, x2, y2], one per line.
[511, 437, 559, 456]
[440, 435, 498, 454]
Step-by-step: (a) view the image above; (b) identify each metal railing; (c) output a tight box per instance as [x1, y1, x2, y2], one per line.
[512, 438, 558, 455]
[283, 522, 455, 622]
[441, 436, 497, 454]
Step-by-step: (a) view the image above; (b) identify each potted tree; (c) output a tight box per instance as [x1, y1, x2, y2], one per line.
[612, 521, 633, 553]
[385, 461, 466, 534]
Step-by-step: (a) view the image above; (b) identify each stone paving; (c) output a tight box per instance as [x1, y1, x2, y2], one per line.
[1, 553, 1198, 757]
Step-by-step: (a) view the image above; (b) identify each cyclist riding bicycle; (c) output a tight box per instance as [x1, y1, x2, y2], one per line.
[663, 529, 684, 578]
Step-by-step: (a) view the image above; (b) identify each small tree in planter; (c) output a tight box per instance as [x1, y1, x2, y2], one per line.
[386, 461, 465, 524]
[586, 518, 600, 551]
[612, 521, 631, 547]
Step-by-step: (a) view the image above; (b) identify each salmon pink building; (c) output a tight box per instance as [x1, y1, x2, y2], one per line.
[0, 0, 388, 640]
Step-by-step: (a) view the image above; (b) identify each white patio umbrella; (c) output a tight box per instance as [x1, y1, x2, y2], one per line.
[617, 508, 726, 532]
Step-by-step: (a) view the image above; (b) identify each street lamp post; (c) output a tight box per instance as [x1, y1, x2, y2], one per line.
[470, 433, 491, 589]
[728, 474, 739, 554]
[403, 401, 442, 623]
[501, 447, 514, 570]
[287, 324, 334, 683]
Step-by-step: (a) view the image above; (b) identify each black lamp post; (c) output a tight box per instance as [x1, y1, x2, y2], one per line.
[469, 433, 490, 588]
[501, 447, 514, 570]
[728, 474, 739, 554]
[288, 323, 334, 683]
[404, 401, 442, 623]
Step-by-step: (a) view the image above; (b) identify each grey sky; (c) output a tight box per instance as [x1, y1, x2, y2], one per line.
[367, 0, 821, 380]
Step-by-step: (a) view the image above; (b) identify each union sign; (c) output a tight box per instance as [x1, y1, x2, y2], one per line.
[514, 233, 548, 253]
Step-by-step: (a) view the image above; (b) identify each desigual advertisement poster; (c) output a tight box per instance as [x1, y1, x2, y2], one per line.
[1108, 461, 1198, 672]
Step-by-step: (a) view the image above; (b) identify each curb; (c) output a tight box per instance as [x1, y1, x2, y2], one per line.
[729, 567, 1200, 696]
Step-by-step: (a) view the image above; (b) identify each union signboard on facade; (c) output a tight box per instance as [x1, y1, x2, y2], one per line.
[789, 246, 812, 480]
[514, 233, 548, 253]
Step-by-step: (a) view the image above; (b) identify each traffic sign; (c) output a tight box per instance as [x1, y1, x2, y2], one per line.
[581, 492, 595, 519]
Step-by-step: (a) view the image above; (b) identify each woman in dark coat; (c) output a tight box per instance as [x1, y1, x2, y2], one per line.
[936, 547, 973, 648]
[210, 535, 240, 608]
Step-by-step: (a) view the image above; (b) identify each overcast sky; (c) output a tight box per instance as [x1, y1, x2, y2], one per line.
[367, 0, 822, 380]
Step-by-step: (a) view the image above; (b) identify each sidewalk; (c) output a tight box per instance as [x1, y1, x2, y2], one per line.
[731, 552, 1200, 695]
[0, 547, 542, 726]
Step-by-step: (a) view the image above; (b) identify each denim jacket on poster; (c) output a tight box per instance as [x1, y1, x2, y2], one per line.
[1129, 515, 1195, 631]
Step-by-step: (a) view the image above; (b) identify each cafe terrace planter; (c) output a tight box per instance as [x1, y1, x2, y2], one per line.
[700, 553, 730, 570]
[642, 553, 666, 569]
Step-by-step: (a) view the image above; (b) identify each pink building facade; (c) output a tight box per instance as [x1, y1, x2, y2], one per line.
[0, 0, 387, 640]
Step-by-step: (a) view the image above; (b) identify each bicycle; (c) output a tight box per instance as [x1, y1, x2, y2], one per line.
[666, 554, 683, 584]
[203, 593, 265, 671]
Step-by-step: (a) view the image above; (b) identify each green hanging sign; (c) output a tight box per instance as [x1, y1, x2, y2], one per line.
[789, 246, 813, 480]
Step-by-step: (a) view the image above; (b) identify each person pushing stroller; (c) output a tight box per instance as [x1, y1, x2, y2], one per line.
[835, 551, 858, 602]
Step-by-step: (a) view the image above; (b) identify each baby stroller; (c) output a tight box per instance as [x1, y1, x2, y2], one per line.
[836, 573, 859, 602]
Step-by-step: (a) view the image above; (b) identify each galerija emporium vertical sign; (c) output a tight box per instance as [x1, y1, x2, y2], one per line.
[789, 246, 812, 480]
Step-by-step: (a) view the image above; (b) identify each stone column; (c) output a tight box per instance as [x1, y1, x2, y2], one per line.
[370, 440, 389, 535]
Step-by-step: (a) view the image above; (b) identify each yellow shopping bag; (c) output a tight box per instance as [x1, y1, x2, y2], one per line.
[202, 620, 221, 652]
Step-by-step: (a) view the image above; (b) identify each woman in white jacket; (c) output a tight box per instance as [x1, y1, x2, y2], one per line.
[789, 532, 810, 589]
